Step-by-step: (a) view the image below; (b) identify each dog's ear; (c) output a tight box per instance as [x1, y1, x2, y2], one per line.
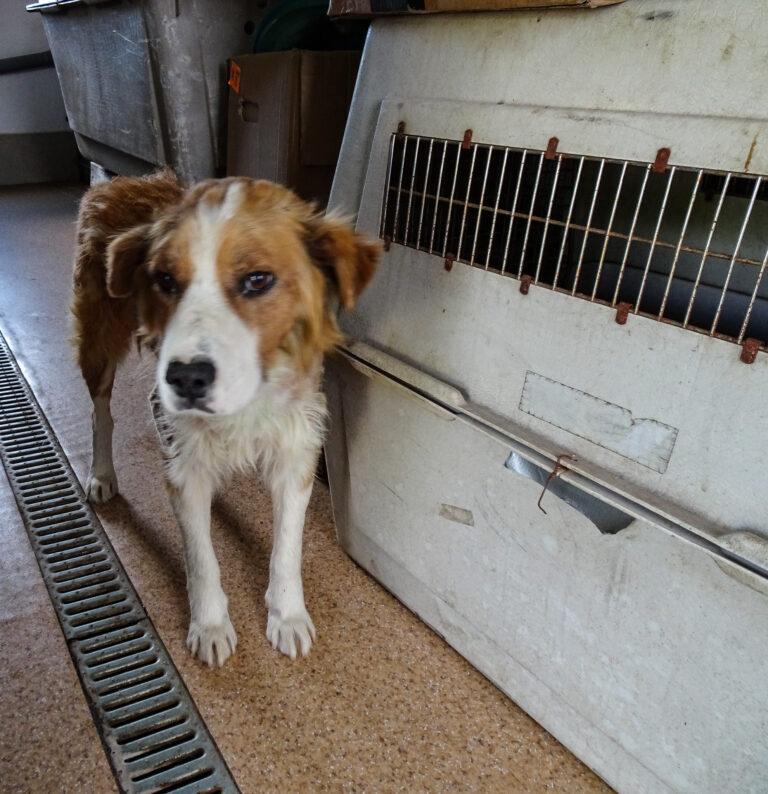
[306, 216, 381, 310]
[106, 224, 151, 299]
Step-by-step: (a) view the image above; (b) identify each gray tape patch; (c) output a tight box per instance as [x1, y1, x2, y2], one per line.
[519, 372, 678, 473]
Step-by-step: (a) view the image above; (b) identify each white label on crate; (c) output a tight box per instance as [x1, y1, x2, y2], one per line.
[519, 372, 678, 473]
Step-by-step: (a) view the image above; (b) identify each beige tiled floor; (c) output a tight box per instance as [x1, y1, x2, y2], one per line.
[0, 182, 612, 793]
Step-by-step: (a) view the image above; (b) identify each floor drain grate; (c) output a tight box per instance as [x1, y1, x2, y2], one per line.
[0, 331, 240, 794]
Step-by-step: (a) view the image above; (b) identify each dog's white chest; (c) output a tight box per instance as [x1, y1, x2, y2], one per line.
[151, 380, 326, 484]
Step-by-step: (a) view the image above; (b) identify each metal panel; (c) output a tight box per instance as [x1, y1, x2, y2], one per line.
[37, 0, 270, 180]
[40, 3, 165, 167]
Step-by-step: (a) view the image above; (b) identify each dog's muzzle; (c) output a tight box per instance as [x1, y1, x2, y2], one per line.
[165, 358, 216, 411]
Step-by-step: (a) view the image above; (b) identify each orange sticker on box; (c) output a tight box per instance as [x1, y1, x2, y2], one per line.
[228, 61, 241, 93]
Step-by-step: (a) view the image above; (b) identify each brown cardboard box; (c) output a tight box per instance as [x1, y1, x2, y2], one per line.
[329, 0, 623, 17]
[226, 51, 361, 206]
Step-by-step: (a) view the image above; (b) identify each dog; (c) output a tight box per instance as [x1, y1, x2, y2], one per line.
[72, 171, 379, 666]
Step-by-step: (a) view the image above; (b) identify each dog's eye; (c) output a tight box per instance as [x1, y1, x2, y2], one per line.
[153, 270, 179, 296]
[240, 271, 276, 297]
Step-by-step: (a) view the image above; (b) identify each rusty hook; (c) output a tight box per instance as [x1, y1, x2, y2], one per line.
[537, 454, 577, 515]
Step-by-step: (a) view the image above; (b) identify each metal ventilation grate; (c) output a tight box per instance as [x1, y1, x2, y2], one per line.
[0, 331, 239, 794]
[381, 132, 768, 352]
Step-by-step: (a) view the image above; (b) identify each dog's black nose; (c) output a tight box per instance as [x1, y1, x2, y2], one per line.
[165, 358, 216, 400]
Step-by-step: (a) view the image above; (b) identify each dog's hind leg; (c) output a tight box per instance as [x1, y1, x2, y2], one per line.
[77, 337, 121, 502]
[85, 361, 118, 503]
[73, 271, 135, 503]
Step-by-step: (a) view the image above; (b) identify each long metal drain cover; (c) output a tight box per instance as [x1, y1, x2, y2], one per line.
[0, 331, 240, 794]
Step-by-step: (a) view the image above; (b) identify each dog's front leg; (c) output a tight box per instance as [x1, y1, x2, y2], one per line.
[169, 466, 237, 667]
[265, 464, 317, 659]
[80, 360, 119, 503]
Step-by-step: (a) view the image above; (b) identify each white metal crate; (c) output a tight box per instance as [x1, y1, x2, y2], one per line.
[326, 3, 768, 792]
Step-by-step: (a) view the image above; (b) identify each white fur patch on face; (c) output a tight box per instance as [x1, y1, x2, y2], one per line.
[157, 182, 262, 416]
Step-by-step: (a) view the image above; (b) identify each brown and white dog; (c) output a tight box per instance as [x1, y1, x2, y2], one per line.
[72, 171, 379, 666]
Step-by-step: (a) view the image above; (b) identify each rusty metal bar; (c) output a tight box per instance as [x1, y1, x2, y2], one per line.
[391, 134, 408, 245]
[572, 158, 606, 295]
[415, 138, 435, 251]
[611, 164, 650, 306]
[635, 166, 677, 312]
[501, 150, 528, 275]
[535, 153, 563, 284]
[470, 146, 493, 267]
[380, 133, 398, 238]
[519, 152, 546, 278]
[388, 183, 766, 270]
[403, 137, 421, 247]
[616, 301, 632, 325]
[592, 160, 628, 301]
[457, 143, 479, 264]
[659, 169, 703, 318]
[684, 172, 732, 328]
[553, 155, 585, 288]
[741, 337, 761, 363]
[710, 175, 762, 335]
[441, 142, 463, 258]
[738, 246, 768, 344]
[537, 454, 577, 515]
[428, 140, 449, 253]
[485, 148, 510, 271]
[652, 147, 671, 174]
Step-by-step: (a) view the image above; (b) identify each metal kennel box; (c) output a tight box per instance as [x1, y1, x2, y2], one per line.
[324, 2, 768, 792]
[29, 0, 272, 180]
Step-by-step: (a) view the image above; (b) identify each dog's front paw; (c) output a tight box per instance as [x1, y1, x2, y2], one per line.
[187, 617, 237, 667]
[86, 469, 118, 503]
[266, 609, 316, 659]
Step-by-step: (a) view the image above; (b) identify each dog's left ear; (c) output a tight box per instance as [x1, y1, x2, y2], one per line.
[306, 216, 381, 310]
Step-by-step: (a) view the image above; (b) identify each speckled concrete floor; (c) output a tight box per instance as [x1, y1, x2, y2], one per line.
[0, 182, 613, 793]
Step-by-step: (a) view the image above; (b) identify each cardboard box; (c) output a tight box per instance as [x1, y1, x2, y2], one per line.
[329, 0, 623, 17]
[226, 51, 361, 206]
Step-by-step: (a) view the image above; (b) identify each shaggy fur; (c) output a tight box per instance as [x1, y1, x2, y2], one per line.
[72, 171, 379, 666]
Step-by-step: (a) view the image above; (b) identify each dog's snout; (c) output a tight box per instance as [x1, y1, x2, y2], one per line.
[166, 358, 216, 401]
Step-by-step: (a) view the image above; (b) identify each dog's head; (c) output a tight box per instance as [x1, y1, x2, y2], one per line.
[106, 178, 380, 416]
